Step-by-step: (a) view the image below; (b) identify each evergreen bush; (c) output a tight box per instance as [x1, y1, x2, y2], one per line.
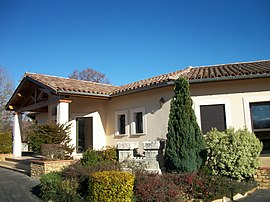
[164, 77, 206, 172]
[80, 148, 101, 166]
[28, 122, 74, 159]
[205, 128, 263, 180]
[0, 131, 12, 153]
[89, 171, 134, 202]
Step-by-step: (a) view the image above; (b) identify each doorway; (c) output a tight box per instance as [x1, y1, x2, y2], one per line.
[76, 117, 93, 153]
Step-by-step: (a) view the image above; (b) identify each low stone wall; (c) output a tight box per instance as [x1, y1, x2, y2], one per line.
[0, 154, 13, 161]
[30, 159, 76, 179]
[254, 167, 270, 189]
[117, 140, 165, 173]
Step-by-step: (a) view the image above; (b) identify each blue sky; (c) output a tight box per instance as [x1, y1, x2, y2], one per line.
[1, 0, 270, 86]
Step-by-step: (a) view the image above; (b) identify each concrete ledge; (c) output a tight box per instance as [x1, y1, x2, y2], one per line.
[0, 154, 13, 161]
[117, 142, 139, 150]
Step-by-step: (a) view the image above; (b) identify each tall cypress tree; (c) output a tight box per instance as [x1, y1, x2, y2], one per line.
[164, 77, 206, 173]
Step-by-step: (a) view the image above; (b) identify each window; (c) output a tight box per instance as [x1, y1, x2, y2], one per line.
[250, 102, 270, 153]
[200, 104, 226, 134]
[131, 107, 146, 135]
[135, 112, 143, 133]
[115, 110, 128, 136]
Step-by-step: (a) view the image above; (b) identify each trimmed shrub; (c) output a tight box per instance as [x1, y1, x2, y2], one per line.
[206, 128, 263, 180]
[28, 122, 74, 159]
[62, 161, 121, 198]
[0, 131, 12, 153]
[40, 172, 81, 202]
[164, 77, 206, 173]
[89, 171, 134, 202]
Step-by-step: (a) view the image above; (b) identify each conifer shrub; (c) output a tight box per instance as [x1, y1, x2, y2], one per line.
[205, 128, 263, 181]
[0, 131, 12, 153]
[28, 122, 74, 159]
[164, 77, 206, 173]
[89, 171, 134, 202]
[80, 148, 100, 166]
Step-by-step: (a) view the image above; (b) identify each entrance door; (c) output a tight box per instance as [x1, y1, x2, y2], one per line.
[76, 117, 93, 153]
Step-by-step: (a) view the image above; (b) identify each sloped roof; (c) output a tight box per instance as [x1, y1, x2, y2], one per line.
[19, 60, 270, 97]
[186, 60, 270, 80]
[112, 67, 191, 94]
[25, 73, 118, 95]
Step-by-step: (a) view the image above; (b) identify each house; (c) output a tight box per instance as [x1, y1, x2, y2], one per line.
[6, 60, 270, 158]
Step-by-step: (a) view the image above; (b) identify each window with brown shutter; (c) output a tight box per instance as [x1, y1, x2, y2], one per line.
[200, 104, 226, 134]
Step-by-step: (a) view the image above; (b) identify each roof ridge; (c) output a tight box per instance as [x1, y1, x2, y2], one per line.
[118, 67, 186, 88]
[191, 59, 270, 69]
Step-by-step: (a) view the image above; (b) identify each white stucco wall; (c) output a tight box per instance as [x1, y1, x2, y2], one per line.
[106, 86, 174, 150]
[69, 97, 107, 152]
[190, 78, 270, 131]
[33, 77, 270, 153]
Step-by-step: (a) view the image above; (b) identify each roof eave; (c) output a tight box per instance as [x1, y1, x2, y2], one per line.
[57, 90, 110, 99]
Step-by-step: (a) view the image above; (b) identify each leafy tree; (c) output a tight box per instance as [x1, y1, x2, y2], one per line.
[0, 67, 14, 132]
[164, 77, 206, 173]
[69, 68, 110, 84]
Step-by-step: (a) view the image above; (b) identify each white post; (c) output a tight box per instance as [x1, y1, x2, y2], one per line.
[56, 100, 71, 124]
[13, 112, 22, 157]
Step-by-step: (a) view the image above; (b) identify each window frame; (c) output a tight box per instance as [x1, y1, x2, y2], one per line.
[193, 98, 231, 132]
[249, 102, 270, 132]
[130, 107, 147, 135]
[115, 110, 129, 136]
[200, 104, 227, 134]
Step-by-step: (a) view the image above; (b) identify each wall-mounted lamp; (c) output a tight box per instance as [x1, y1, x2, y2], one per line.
[159, 97, 165, 107]
[17, 92, 22, 97]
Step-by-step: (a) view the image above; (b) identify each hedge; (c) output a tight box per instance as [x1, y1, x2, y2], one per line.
[89, 171, 134, 202]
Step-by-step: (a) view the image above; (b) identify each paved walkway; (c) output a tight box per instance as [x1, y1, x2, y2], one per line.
[0, 167, 41, 202]
[237, 189, 270, 202]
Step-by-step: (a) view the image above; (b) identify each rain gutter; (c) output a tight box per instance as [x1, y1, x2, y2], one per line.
[188, 73, 270, 84]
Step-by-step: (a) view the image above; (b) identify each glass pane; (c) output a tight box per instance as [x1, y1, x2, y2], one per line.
[136, 112, 143, 133]
[250, 103, 270, 129]
[118, 115, 125, 134]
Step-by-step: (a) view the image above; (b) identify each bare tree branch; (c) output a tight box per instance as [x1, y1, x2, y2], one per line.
[0, 67, 14, 132]
[69, 68, 110, 84]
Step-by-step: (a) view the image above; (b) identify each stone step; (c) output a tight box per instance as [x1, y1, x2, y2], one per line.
[5, 157, 34, 165]
[0, 160, 30, 175]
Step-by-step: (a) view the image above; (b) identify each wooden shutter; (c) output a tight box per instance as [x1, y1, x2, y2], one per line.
[200, 104, 226, 134]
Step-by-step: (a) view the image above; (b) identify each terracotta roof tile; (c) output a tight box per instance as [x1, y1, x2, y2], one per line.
[24, 60, 270, 97]
[186, 60, 270, 80]
[111, 68, 191, 94]
[26, 73, 118, 95]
